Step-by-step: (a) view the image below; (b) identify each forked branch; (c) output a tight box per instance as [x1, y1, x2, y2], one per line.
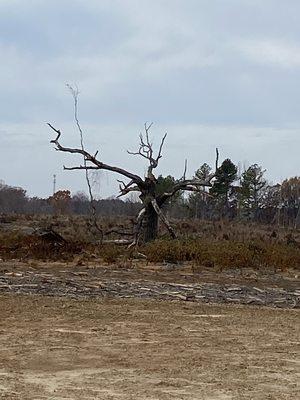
[128, 122, 167, 177]
[117, 179, 140, 197]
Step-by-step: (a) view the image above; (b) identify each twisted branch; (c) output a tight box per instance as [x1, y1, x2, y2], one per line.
[48, 123, 145, 187]
[128, 123, 167, 177]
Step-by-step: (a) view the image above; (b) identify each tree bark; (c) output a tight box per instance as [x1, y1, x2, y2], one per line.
[151, 199, 177, 239]
[142, 203, 159, 242]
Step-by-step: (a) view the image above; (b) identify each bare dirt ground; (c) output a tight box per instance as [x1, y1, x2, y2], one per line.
[0, 294, 299, 400]
[0, 260, 299, 399]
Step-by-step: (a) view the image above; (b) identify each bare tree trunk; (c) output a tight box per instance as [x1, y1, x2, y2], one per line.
[294, 206, 300, 229]
[142, 203, 159, 242]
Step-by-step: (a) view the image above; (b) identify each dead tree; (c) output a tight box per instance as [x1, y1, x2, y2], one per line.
[48, 122, 216, 244]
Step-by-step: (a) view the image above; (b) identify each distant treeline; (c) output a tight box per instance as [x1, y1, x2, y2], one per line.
[1, 159, 299, 228]
[0, 184, 140, 217]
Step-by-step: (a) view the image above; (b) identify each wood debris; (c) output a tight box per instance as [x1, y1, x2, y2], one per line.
[0, 269, 299, 309]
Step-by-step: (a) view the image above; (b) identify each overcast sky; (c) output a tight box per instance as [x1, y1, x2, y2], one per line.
[1, 0, 299, 198]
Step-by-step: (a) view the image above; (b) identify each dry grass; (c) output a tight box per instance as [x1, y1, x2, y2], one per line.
[0, 214, 299, 271]
[142, 238, 300, 271]
[0, 231, 82, 261]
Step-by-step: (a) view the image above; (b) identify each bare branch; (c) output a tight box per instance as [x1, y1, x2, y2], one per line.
[128, 207, 146, 248]
[151, 199, 177, 239]
[65, 85, 103, 241]
[181, 159, 187, 181]
[104, 228, 134, 237]
[127, 149, 149, 160]
[48, 123, 144, 186]
[127, 123, 167, 177]
[215, 147, 219, 171]
[63, 166, 99, 170]
[158, 178, 213, 206]
[117, 187, 140, 198]
[156, 132, 167, 163]
[48, 123, 61, 142]
[117, 179, 140, 197]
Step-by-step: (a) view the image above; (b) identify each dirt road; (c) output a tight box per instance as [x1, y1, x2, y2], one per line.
[0, 294, 299, 399]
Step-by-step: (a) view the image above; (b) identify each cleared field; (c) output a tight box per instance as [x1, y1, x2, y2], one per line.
[0, 294, 299, 400]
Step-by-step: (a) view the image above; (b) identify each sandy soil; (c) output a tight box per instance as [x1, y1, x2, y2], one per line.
[0, 294, 299, 400]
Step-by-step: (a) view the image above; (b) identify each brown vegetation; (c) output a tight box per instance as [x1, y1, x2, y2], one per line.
[0, 215, 299, 272]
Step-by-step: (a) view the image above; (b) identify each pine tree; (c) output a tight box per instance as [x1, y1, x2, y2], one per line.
[210, 159, 237, 208]
[195, 163, 212, 183]
[239, 164, 266, 219]
[188, 163, 212, 219]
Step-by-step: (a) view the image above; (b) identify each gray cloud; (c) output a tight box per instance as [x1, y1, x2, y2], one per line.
[0, 0, 299, 197]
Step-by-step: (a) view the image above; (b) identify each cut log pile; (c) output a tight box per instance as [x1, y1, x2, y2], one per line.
[0, 270, 299, 309]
